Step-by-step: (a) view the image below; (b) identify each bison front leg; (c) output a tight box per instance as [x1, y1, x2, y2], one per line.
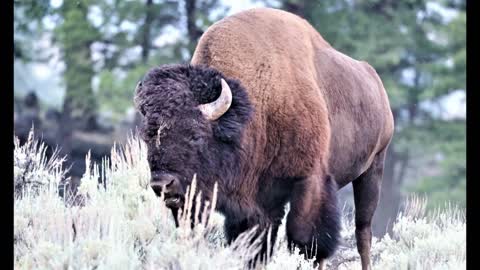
[286, 174, 340, 269]
[224, 214, 282, 267]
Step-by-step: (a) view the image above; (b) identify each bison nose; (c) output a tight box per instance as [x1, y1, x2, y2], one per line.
[150, 173, 184, 209]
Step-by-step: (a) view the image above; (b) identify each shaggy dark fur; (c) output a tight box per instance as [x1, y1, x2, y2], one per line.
[135, 64, 253, 203]
[286, 175, 340, 260]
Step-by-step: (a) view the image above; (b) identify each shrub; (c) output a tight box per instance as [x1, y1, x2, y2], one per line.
[13, 130, 466, 269]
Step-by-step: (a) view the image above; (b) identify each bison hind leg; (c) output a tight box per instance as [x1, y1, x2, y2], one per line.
[352, 147, 387, 270]
[286, 174, 341, 264]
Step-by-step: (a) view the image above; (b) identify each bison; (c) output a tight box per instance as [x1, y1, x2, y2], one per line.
[134, 7, 394, 270]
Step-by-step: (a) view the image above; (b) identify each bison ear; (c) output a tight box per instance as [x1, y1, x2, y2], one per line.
[209, 78, 253, 144]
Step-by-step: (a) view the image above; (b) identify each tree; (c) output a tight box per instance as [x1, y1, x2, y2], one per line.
[95, 0, 226, 120]
[14, 0, 51, 62]
[408, 2, 466, 209]
[50, 0, 100, 163]
[185, 0, 225, 55]
[93, 0, 181, 120]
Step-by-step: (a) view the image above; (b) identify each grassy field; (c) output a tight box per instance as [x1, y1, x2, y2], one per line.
[14, 130, 466, 270]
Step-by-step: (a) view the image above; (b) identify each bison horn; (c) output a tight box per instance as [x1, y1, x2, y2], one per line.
[198, 78, 232, 121]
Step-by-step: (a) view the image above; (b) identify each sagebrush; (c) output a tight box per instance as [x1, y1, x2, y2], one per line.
[14, 130, 465, 269]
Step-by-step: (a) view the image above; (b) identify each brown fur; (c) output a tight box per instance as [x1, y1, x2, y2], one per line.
[193, 7, 331, 209]
[191, 8, 394, 269]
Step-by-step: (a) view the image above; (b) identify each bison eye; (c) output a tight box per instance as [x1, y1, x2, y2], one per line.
[146, 129, 157, 139]
[191, 134, 204, 144]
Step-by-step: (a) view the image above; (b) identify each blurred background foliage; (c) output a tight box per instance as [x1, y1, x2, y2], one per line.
[14, 0, 465, 236]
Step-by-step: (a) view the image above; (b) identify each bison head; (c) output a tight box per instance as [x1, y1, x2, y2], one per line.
[134, 64, 253, 211]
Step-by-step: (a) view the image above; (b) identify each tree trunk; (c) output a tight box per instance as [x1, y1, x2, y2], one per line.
[141, 0, 153, 63]
[373, 146, 404, 237]
[372, 110, 409, 237]
[59, 98, 74, 156]
[185, 0, 202, 55]
[59, 1, 98, 132]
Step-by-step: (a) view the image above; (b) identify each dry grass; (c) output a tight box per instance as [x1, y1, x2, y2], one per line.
[14, 129, 466, 269]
